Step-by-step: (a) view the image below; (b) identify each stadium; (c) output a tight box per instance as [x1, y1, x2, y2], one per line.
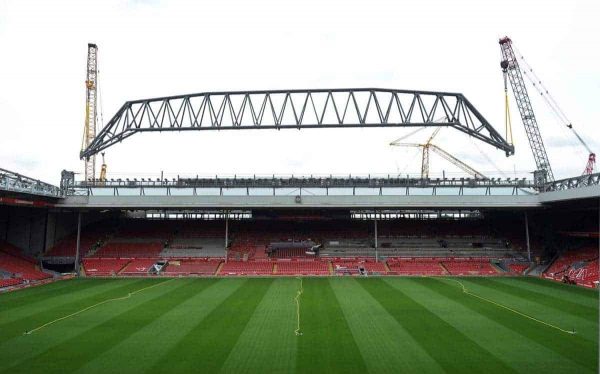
[1, 5, 599, 374]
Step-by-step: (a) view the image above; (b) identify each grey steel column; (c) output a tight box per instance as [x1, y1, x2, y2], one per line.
[374, 216, 378, 262]
[224, 213, 229, 263]
[74, 212, 82, 275]
[524, 212, 531, 262]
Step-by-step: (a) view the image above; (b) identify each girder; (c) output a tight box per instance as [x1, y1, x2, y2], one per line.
[80, 88, 514, 159]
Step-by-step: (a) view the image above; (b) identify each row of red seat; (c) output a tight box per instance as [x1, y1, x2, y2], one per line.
[0, 278, 23, 288]
[0, 251, 51, 281]
[508, 263, 529, 274]
[91, 242, 164, 258]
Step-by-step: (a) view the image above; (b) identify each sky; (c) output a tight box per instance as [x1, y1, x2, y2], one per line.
[0, 0, 598, 185]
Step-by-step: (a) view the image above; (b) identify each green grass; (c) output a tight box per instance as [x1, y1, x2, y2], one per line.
[0, 277, 597, 373]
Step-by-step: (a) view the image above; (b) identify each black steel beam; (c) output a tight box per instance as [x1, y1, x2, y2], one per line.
[80, 88, 515, 160]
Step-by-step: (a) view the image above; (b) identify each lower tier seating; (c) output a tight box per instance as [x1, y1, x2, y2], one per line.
[332, 259, 387, 274]
[508, 263, 529, 274]
[0, 278, 23, 288]
[163, 260, 221, 275]
[219, 261, 273, 275]
[120, 259, 159, 275]
[442, 259, 497, 275]
[83, 258, 130, 276]
[276, 260, 329, 275]
[387, 258, 446, 275]
[0, 252, 51, 281]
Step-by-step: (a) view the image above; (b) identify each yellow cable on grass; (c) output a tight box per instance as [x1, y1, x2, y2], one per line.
[440, 278, 575, 335]
[294, 277, 303, 336]
[24, 278, 176, 335]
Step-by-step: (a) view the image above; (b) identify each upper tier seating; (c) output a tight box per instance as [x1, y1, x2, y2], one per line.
[161, 238, 226, 258]
[83, 258, 130, 276]
[91, 242, 164, 258]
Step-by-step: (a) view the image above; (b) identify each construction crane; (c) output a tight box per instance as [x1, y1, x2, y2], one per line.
[499, 36, 595, 182]
[82, 43, 98, 182]
[390, 128, 487, 179]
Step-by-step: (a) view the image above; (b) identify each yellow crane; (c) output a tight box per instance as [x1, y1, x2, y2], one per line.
[390, 128, 487, 179]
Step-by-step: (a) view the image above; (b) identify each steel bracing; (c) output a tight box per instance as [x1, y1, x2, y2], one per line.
[80, 88, 514, 159]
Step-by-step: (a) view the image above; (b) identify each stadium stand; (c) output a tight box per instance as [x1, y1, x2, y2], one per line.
[91, 242, 164, 258]
[219, 260, 273, 276]
[442, 258, 498, 275]
[332, 259, 387, 274]
[83, 258, 130, 276]
[119, 258, 159, 275]
[508, 263, 530, 274]
[163, 259, 222, 275]
[544, 247, 599, 287]
[0, 243, 51, 281]
[0, 278, 23, 288]
[386, 258, 446, 275]
[276, 260, 329, 275]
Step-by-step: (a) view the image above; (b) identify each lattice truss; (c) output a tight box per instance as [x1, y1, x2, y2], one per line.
[81, 89, 514, 159]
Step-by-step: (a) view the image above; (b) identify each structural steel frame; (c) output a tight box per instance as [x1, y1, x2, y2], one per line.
[0, 168, 62, 198]
[80, 88, 515, 159]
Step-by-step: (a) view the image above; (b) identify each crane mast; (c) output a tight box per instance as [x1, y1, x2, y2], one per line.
[82, 43, 98, 182]
[499, 37, 554, 184]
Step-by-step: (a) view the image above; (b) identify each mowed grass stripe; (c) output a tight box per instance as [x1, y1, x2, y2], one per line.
[330, 278, 444, 374]
[0, 278, 130, 322]
[220, 278, 298, 374]
[494, 277, 598, 308]
[459, 277, 598, 343]
[6, 278, 188, 374]
[386, 277, 591, 374]
[360, 278, 516, 374]
[76, 278, 243, 374]
[478, 277, 598, 322]
[150, 278, 274, 373]
[0, 278, 162, 371]
[0, 278, 151, 344]
[428, 278, 598, 372]
[295, 278, 368, 374]
[0, 279, 100, 311]
[515, 277, 599, 300]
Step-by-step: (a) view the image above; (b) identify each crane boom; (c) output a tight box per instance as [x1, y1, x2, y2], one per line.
[429, 145, 487, 179]
[82, 43, 98, 182]
[499, 37, 554, 183]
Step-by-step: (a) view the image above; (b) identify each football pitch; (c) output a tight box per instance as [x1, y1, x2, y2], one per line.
[0, 277, 597, 373]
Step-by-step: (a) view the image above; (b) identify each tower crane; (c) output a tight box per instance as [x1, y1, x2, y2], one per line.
[499, 36, 595, 184]
[82, 43, 98, 182]
[390, 128, 487, 179]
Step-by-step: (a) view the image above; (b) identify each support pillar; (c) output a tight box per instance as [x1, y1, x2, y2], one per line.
[75, 211, 82, 275]
[224, 212, 229, 263]
[524, 211, 531, 262]
[374, 215, 378, 262]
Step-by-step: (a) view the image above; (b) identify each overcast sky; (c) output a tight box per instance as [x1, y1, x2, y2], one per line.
[1, 0, 598, 184]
